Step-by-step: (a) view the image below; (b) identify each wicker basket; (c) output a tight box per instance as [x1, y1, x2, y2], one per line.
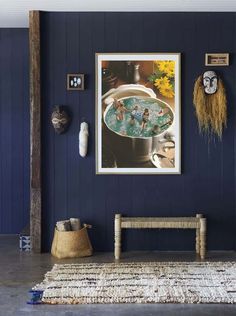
[51, 225, 93, 259]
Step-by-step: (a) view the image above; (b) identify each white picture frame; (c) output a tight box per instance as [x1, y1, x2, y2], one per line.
[96, 53, 181, 175]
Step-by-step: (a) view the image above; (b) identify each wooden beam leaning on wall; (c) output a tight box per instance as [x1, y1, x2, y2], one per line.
[29, 11, 41, 253]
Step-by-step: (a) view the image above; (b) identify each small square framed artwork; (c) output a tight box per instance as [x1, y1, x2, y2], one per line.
[205, 53, 229, 66]
[67, 74, 85, 90]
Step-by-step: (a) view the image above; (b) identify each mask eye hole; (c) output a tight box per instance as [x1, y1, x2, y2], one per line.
[60, 118, 67, 124]
[52, 117, 67, 124]
[52, 118, 60, 124]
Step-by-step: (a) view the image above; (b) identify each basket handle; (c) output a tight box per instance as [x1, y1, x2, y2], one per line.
[83, 223, 92, 229]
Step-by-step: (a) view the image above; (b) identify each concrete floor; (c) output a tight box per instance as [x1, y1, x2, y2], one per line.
[0, 235, 236, 316]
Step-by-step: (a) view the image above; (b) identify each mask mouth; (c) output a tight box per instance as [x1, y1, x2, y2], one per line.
[204, 84, 217, 94]
[52, 118, 69, 133]
[54, 126, 65, 134]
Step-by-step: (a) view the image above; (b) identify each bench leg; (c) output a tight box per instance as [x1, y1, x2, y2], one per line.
[196, 214, 202, 255]
[200, 218, 207, 260]
[114, 214, 121, 260]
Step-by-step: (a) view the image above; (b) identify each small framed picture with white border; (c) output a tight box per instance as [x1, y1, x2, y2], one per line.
[67, 74, 85, 90]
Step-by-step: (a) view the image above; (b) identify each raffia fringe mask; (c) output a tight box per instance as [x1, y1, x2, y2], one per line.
[193, 73, 227, 139]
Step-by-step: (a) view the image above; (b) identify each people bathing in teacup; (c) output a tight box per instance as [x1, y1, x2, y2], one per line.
[157, 107, 169, 117]
[129, 105, 139, 125]
[141, 108, 149, 130]
[112, 100, 151, 131]
[112, 98, 119, 110]
[129, 105, 143, 125]
[151, 125, 160, 135]
[115, 99, 129, 121]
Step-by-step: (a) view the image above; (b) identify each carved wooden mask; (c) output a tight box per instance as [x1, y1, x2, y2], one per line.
[51, 106, 71, 134]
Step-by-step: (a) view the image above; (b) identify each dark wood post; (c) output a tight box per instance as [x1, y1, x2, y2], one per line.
[29, 11, 41, 252]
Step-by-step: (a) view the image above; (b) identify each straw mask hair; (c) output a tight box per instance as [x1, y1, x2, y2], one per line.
[193, 75, 227, 139]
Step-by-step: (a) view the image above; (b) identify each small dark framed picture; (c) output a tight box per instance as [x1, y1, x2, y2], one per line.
[67, 74, 85, 90]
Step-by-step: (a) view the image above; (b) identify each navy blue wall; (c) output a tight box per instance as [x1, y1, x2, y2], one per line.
[0, 29, 30, 233]
[41, 12, 236, 252]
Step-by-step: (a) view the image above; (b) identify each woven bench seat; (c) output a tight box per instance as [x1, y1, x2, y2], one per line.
[114, 214, 207, 260]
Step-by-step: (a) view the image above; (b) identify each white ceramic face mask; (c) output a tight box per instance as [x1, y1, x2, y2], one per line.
[203, 71, 218, 95]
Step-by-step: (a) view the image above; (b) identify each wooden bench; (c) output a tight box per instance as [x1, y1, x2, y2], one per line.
[114, 214, 207, 260]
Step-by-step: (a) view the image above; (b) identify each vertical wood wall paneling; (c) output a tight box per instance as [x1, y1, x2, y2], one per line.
[65, 13, 80, 226]
[40, 12, 236, 252]
[29, 11, 41, 252]
[0, 30, 12, 231]
[0, 29, 29, 233]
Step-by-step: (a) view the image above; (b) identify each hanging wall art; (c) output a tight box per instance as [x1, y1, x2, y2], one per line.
[67, 74, 85, 90]
[51, 106, 71, 134]
[79, 121, 89, 157]
[96, 53, 181, 174]
[205, 53, 229, 66]
[193, 71, 227, 139]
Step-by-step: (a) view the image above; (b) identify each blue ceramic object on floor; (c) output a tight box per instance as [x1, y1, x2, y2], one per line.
[27, 290, 44, 305]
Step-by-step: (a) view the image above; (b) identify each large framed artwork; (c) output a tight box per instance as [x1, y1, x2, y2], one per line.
[96, 53, 181, 174]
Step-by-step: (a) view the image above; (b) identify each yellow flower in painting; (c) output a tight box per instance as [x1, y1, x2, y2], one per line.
[157, 61, 175, 78]
[154, 76, 170, 89]
[154, 75, 174, 98]
[154, 60, 161, 68]
[159, 85, 175, 98]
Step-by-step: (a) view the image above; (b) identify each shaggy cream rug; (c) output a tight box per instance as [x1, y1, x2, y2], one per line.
[34, 262, 236, 304]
